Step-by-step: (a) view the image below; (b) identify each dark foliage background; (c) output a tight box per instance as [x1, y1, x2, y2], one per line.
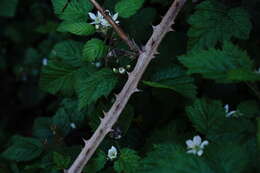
[0, 0, 260, 173]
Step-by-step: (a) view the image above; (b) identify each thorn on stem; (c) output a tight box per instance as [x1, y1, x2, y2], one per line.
[82, 138, 88, 145]
[103, 111, 107, 117]
[134, 88, 142, 93]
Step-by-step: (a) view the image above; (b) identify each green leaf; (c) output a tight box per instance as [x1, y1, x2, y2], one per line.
[52, 99, 88, 136]
[143, 65, 197, 98]
[57, 21, 95, 36]
[114, 148, 140, 173]
[115, 0, 145, 18]
[82, 39, 108, 62]
[53, 152, 71, 170]
[40, 60, 94, 96]
[185, 98, 226, 136]
[83, 151, 106, 173]
[185, 98, 254, 141]
[138, 144, 214, 173]
[77, 68, 118, 109]
[179, 42, 258, 83]
[237, 100, 260, 118]
[51, 0, 93, 21]
[0, 0, 18, 17]
[50, 40, 84, 67]
[32, 117, 53, 142]
[1, 136, 43, 162]
[188, 0, 252, 49]
[207, 142, 250, 173]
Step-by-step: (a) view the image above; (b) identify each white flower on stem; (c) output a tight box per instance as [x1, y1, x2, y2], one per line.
[118, 67, 126, 74]
[107, 146, 117, 160]
[70, 122, 76, 129]
[88, 10, 119, 29]
[186, 135, 209, 156]
[42, 58, 48, 66]
[101, 11, 119, 27]
[113, 68, 118, 73]
[88, 11, 104, 29]
[255, 67, 260, 74]
[224, 104, 237, 117]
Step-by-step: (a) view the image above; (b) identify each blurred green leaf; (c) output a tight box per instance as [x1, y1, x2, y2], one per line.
[57, 21, 95, 36]
[0, 0, 18, 17]
[143, 65, 197, 98]
[114, 148, 140, 173]
[188, 0, 252, 49]
[77, 68, 118, 109]
[1, 136, 43, 162]
[82, 39, 108, 62]
[115, 0, 145, 18]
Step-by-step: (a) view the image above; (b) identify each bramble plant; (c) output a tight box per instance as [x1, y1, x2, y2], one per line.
[0, 0, 260, 173]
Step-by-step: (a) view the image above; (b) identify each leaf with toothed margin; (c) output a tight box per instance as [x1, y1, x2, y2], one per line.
[143, 65, 197, 98]
[77, 69, 118, 110]
[115, 0, 145, 18]
[83, 150, 106, 173]
[187, 0, 252, 50]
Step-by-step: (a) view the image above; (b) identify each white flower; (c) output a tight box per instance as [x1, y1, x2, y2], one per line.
[118, 67, 126, 74]
[101, 11, 119, 27]
[186, 135, 209, 156]
[95, 62, 102, 68]
[42, 58, 48, 66]
[88, 10, 119, 29]
[224, 104, 237, 117]
[113, 68, 118, 73]
[88, 11, 104, 29]
[255, 67, 260, 74]
[70, 123, 76, 129]
[107, 146, 117, 160]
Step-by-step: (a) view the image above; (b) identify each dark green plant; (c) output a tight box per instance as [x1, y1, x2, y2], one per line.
[0, 0, 260, 173]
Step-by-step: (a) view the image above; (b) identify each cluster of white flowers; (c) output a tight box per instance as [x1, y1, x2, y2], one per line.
[113, 67, 126, 74]
[224, 104, 238, 117]
[107, 146, 117, 160]
[113, 65, 131, 74]
[88, 10, 119, 29]
[186, 135, 209, 156]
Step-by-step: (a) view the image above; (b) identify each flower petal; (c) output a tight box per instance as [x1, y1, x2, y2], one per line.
[201, 140, 209, 148]
[226, 110, 236, 117]
[193, 135, 201, 145]
[187, 149, 196, 155]
[197, 150, 203, 156]
[88, 12, 96, 20]
[186, 139, 194, 148]
[113, 13, 119, 21]
[224, 104, 229, 113]
[97, 11, 103, 18]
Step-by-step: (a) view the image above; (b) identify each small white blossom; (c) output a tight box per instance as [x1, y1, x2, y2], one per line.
[42, 58, 48, 66]
[255, 67, 260, 74]
[95, 62, 102, 68]
[113, 68, 118, 73]
[224, 104, 237, 117]
[186, 135, 208, 156]
[88, 11, 104, 29]
[70, 123, 76, 129]
[107, 146, 117, 160]
[126, 65, 131, 69]
[88, 10, 119, 29]
[118, 67, 126, 74]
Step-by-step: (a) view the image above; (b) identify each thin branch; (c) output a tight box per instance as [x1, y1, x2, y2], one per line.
[90, 0, 140, 52]
[65, 0, 187, 173]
